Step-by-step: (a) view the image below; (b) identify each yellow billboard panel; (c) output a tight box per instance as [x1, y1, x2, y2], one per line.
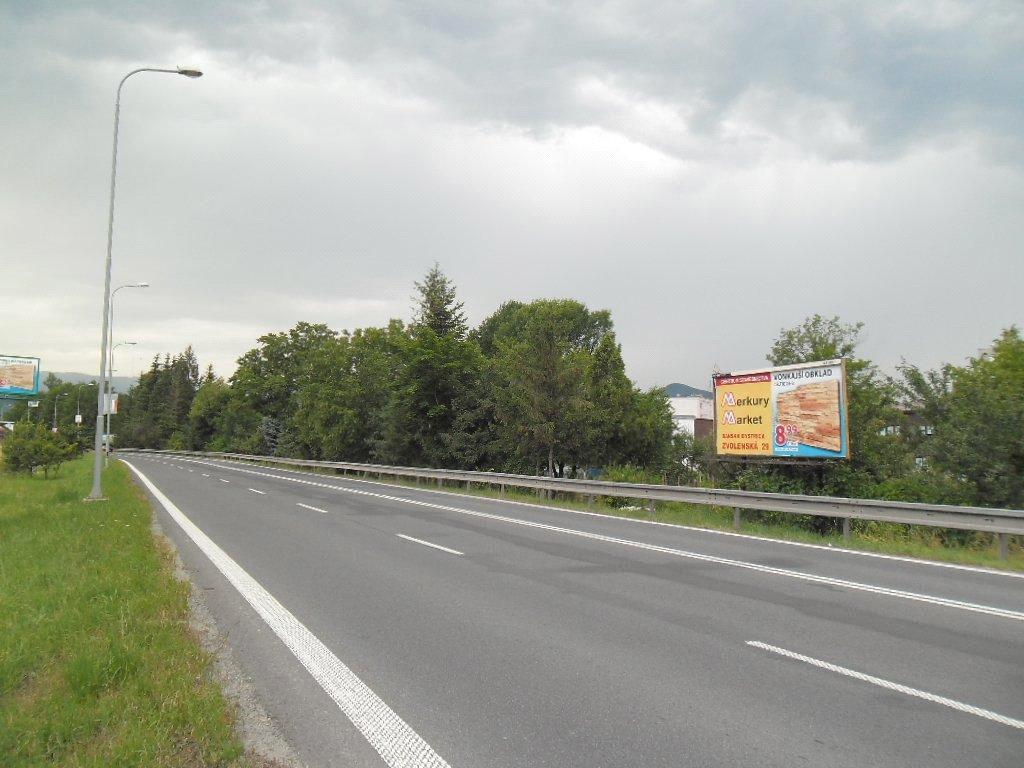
[713, 372, 773, 455]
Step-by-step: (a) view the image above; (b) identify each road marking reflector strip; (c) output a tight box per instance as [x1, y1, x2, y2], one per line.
[249, 488, 266, 495]
[297, 503, 329, 514]
[747, 640, 1024, 730]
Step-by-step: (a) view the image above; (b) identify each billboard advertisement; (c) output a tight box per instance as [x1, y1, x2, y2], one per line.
[713, 359, 849, 459]
[0, 355, 41, 396]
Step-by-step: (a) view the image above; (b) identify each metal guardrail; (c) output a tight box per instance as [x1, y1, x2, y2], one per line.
[122, 449, 1023, 558]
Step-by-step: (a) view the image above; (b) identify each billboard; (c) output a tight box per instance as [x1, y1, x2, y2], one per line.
[0, 355, 41, 395]
[713, 359, 849, 459]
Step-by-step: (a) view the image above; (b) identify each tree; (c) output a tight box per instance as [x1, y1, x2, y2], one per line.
[916, 328, 1024, 508]
[291, 322, 407, 461]
[414, 263, 467, 338]
[768, 315, 862, 365]
[489, 300, 609, 476]
[188, 377, 232, 449]
[231, 322, 337, 423]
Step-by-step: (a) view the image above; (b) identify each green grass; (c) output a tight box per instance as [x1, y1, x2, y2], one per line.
[0, 456, 253, 767]
[275, 462, 1023, 572]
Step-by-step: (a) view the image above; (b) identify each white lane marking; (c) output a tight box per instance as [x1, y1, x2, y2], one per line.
[219, 478, 230, 483]
[747, 641, 1024, 731]
[297, 503, 329, 514]
[188, 469, 194, 472]
[396, 534, 464, 556]
[170, 457, 1024, 623]
[122, 460, 451, 768]
[202, 473, 210, 477]
[249, 488, 266, 495]
[183, 456, 1023, 581]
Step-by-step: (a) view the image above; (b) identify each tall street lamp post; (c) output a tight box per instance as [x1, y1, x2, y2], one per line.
[89, 67, 202, 500]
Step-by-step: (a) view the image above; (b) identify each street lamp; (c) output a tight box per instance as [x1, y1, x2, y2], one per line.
[53, 393, 68, 431]
[104, 281, 148, 445]
[89, 67, 203, 500]
[105, 341, 137, 456]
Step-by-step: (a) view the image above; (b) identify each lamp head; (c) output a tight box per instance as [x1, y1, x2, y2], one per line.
[177, 68, 203, 79]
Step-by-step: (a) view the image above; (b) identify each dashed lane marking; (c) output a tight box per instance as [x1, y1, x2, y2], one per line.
[396, 534, 464, 556]
[171, 457, 1024, 624]
[747, 640, 1024, 731]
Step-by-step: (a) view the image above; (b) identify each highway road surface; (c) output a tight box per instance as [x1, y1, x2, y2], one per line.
[122, 453, 1024, 768]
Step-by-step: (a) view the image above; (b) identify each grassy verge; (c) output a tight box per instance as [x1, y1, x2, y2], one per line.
[258, 461, 1022, 572]
[0, 455, 255, 767]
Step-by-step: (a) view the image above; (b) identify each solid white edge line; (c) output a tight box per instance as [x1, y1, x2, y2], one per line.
[122, 459, 452, 768]
[297, 503, 329, 514]
[249, 488, 266, 495]
[396, 534, 464, 556]
[185, 455, 1023, 580]
[746, 640, 1024, 731]
[168, 457, 1024, 623]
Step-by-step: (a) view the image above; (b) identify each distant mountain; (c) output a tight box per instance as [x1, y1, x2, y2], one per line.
[45, 371, 139, 393]
[662, 382, 712, 399]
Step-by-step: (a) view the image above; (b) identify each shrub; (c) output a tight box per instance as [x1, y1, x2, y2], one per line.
[3, 423, 78, 477]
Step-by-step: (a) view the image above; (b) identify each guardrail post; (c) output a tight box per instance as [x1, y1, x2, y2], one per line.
[587, 494, 593, 510]
[647, 499, 656, 517]
[733, 509, 741, 531]
[998, 532, 1009, 561]
[842, 517, 851, 542]
[499, 483, 505, 498]
[437, 477, 442, 488]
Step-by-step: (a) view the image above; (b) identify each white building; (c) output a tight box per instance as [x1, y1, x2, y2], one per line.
[668, 395, 714, 437]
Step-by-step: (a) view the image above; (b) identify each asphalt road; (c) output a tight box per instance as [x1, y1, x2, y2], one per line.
[122, 453, 1024, 768]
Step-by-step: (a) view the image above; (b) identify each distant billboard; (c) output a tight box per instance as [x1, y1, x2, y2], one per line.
[0, 355, 41, 396]
[713, 359, 849, 459]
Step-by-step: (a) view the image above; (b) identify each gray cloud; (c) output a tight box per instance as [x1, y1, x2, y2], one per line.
[1, 1, 1021, 388]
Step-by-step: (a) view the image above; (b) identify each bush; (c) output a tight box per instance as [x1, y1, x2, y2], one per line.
[3, 423, 78, 477]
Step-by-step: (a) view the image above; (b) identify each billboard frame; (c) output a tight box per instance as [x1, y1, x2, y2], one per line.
[712, 358, 850, 460]
[0, 355, 42, 396]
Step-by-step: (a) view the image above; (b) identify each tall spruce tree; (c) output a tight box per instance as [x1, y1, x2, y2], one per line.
[413, 263, 468, 338]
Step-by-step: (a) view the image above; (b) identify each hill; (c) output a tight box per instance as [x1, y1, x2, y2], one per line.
[45, 371, 139, 393]
[662, 382, 712, 399]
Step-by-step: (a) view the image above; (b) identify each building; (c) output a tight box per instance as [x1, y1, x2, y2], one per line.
[668, 395, 714, 439]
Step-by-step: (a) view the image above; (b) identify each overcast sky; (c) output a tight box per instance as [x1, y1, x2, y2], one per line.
[2, 1, 1022, 388]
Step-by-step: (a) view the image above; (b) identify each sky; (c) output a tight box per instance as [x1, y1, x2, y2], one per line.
[2, 1, 1022, 388]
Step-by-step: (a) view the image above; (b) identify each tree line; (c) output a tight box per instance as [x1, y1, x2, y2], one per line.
[109, 266, 1023, 527]
[117, 266, 676, 478]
